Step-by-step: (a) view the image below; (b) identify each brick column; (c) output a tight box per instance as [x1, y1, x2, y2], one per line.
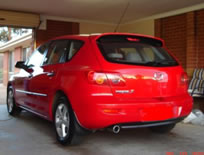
[154, 19, 162, 38]
[186, 12, 197, 77]
[3, 51, 9, 86]
[14, 46, 22, 73]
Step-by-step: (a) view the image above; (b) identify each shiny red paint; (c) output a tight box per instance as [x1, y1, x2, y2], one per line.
[10, 33, 193, 129]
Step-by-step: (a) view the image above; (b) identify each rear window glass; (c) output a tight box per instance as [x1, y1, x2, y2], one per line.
[97, 35, 178, 67]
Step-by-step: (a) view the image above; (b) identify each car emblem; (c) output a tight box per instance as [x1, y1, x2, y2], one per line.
[153, 72, 164, 81]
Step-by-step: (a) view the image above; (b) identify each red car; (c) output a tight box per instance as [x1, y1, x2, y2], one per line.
[7, 33, 193, 145]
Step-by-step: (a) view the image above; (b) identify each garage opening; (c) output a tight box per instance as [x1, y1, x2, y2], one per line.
[0, 26, 34, 86]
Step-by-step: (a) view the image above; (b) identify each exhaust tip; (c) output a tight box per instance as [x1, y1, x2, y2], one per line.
[113, 125, 120, 134]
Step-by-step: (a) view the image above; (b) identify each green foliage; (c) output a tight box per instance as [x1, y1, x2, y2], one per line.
[0, 27, 29, 43]
[0, 29, 9, 42]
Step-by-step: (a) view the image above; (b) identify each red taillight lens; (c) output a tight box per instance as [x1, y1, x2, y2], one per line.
[88, 71, 108, 85]
[181, 72, 188, 85]
[87, 71, 125, 86]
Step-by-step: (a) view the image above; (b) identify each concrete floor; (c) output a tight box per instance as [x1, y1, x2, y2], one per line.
[0, 85, 204, 155]
[0, 84, 6, 105]
[0, 104, 203, 155]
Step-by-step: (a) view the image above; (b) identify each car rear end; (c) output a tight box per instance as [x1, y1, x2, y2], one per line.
[76, 33, 193, 129]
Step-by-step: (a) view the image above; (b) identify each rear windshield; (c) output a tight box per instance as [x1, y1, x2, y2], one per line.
[97, 35, 178, 67]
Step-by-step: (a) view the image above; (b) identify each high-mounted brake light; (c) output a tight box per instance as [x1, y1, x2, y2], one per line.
[127, 37, 139, 42]
[87, 71, 126, 86]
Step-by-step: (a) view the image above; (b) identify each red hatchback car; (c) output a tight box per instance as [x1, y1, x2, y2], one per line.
[7, 33, 193, 145]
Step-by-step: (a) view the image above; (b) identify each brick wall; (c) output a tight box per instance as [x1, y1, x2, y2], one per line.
[196, 10, 204, 68]
[36, 20, 79, 47]
[155, 9, 204, 76]
[155, 14, 187, 69]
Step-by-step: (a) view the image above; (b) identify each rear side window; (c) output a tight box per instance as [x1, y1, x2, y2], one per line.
[43, 40, 84, 65]
[97, 35, 178, 67]
[67, 40, 84, 60]
[43, 40, 69, 65]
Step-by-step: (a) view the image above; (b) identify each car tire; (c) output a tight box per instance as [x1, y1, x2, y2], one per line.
[149, 123, 176, 134]
[7, 87, 21, 116]
[54, 95, 83, 145]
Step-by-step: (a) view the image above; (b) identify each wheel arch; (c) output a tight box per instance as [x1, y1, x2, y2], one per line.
[50, 89, 90, 133]
[50, 90, 69, 120]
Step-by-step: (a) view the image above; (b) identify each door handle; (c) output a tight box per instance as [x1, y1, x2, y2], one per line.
[47, 71, 55, 77]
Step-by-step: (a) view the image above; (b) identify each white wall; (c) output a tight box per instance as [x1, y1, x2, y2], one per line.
[79, 19, 155, 36]
[118, 19, 154, 36]
[80, 22, 115, 34]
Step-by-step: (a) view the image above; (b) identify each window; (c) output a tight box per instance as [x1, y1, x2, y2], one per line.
[9, 51, 14, 73]
[27, 43, 49, 67]
[22, 47, 31, 61]
[67, 40, 83, 60]
[97, 35, 178, 67]
[42, 40, 83, 66]
[43, 40, 69, 65]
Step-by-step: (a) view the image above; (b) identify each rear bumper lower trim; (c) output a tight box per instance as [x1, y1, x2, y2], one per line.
[118, 117, 185, 129]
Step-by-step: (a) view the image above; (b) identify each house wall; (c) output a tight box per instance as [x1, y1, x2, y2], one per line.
[0, 54, 3, 83]
[3, 51, 9, 85]
[118, 19, 154, 36]
[2, 47, 23, 85]
[0, 54, 3, 68]
[155, 9, 204, 76]
[14, 47, 22, 73]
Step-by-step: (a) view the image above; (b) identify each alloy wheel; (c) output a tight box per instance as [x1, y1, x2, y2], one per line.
[55, 103, 70, 138]
[7, 90, 14, 113]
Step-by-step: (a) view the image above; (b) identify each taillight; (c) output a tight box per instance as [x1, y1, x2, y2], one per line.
[88, 71, 108, 85]
[87, 71, 125, 86]
[106, 73, 126, 86]
[180, 72, 188, 85]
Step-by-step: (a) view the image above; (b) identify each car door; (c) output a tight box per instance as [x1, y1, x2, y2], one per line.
[14, 43, 49, 109]
[27, 39, 71, 117]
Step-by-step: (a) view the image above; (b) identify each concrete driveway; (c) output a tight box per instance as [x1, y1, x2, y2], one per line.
[0, 84, 6, 105]
[0, 104, 203, 155]
[0, 84, 204, 155]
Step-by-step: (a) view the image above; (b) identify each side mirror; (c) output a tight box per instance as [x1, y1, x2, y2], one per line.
[15, 61, 33, 73]
[15, 61, 26, 69]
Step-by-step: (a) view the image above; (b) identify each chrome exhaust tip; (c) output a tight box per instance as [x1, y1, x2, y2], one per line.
[113, 125, 120, 134]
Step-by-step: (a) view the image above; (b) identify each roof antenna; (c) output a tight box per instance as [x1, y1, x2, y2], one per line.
[114, 2, 130, 32]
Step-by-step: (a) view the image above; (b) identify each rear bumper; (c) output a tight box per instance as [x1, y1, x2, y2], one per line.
[74, 94, 193, 129]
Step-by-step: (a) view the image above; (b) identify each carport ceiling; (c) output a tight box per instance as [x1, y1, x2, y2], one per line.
[0, 0, 204, 24]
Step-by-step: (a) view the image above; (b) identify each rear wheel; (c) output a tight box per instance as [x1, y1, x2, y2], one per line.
[54, 95, 83, 145]
[7, 87, 21, 116]
[149, 123, 176, 134]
